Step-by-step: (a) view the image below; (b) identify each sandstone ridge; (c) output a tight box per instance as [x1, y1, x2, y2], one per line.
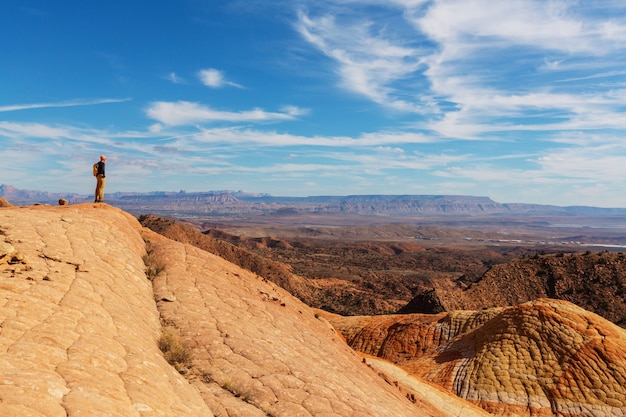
[0, 203, 490, 416]
[325, 300, 626, 417]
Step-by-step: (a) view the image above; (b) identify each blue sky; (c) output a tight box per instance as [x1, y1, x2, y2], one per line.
[3, 1, 626, 207]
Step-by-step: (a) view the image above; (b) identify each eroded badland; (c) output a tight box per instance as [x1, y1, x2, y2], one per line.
[1, 202, 625, 416]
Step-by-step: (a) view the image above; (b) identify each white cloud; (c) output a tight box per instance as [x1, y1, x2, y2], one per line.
[295, 1, 626, 143]
[541, 58, 562, 71]
[295, 9, 425, 111]
[376, 146, 404, 154]
[166, 72, 185, 84]
[0, 98, 131, 113]
[280, 105, 310, 117]
[198, 68, 242, 88]
[185, 126, 437, 147]
[0, 122, 71, 139]
[415, 1, 626, 135]
[426, 87, 626, 139]
[415, 0, 626, 55]
[535, 144, 626, 181]
[557, 69, 626, 83]
[0, 121, 161, 158]
[145, 101, 302, 126]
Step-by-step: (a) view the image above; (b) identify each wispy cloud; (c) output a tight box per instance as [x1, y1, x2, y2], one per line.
[0, 98, 132, 113]
[417, 1, 591, 55]
[295, 1, 626, 142]
[145, 101, 305, 126]
[185, 126, 436, 147]
[295, 9, 426, 112]
[198, 68, 242, 88]
[557, 69, 626, 83]
[0, 122, 72, 139]
[166, 72, 185, 84]
[3, 116, 626, 205]
[412, 0, 626, 138]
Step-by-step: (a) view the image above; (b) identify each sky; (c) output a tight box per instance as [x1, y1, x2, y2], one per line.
[2, 0, 626, 207]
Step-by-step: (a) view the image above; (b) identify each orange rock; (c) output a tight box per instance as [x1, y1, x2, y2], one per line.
[326, 299, 626, 416]
[0, 204, 490, 416]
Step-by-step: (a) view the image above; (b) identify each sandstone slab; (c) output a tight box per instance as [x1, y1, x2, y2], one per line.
[0, 204, 212, 416]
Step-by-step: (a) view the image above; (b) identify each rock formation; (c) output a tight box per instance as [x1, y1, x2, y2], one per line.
[403, 252, 626, 327]
[325, 300, 626, 416]
[0, 203, 490, 416]
[2, 202, 625, 417]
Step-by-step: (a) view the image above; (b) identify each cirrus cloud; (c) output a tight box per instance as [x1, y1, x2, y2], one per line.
[146, 101, 307, 126]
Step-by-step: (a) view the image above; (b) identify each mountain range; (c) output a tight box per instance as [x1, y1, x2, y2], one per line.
[3, 184, 626, 217]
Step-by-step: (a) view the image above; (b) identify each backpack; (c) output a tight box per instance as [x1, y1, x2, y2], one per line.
[93, 162, 99, 177]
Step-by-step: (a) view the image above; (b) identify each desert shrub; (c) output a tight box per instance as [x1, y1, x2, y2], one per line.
[143, 242, 166, 280]
[158, 326, 192, 371]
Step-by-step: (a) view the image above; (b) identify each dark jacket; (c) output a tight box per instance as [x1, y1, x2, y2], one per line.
[96, 161, 106, 177]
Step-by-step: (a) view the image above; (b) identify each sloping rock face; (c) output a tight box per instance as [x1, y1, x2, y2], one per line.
[325, 299, 626, 417]
[139, 214, 319, 307]
[0, 203, 488, 416]
[144, 229, 479, 416]
[0, 204, 211, 416]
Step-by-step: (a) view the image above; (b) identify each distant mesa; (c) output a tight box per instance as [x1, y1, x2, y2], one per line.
[4, 184, 626, 217]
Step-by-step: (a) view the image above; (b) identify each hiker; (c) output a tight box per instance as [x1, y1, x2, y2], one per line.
[94, 155, 106, 202]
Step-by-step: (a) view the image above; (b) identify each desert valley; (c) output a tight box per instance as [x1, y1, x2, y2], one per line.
[1, 186, 626, 416]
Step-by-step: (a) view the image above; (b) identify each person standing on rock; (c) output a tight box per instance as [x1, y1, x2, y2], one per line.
[94, 155, 106, 202]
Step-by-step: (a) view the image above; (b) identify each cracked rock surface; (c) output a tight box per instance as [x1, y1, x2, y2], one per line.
[325, 299, 626, 417]
[146, 229, 485, 416]
[0, 203, 488, 416]
[0, 204, 210, 416]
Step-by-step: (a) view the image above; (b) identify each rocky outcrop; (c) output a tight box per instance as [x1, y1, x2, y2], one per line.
[404, 252, 626, 326]
[0, 203, 489, 416]
[325, 299, 626, 416]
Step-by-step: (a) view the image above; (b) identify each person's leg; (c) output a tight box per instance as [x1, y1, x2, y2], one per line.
[95, 176, 106, 202]
[100, 177, 106, 201]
